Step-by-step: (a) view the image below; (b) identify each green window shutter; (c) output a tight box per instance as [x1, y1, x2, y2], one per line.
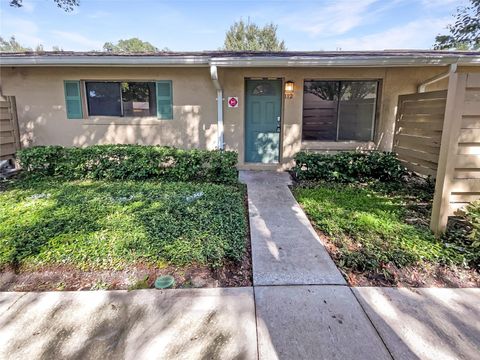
[64, 80, 83, 119]
[156, 81, 173, 120]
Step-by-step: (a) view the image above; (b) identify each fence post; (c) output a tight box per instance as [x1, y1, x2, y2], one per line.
[430, 72, 466, 235]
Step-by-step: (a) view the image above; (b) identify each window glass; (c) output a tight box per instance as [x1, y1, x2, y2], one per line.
[86, 82, 122, 116]
[121, 82, 157, 117]
[338, 81, 377, 141]
[252, 82, 276, 96]
[86, 81, 157, 117]
[302, 80, 378, 142]
[302, 81, 339, 141]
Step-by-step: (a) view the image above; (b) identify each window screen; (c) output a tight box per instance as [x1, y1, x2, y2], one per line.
[86, 82, 122, 116]
[302, 80, 378, 141]
[85, 81, 158, 117]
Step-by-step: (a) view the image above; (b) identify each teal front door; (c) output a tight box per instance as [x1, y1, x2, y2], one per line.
[245, 79, 282, 163]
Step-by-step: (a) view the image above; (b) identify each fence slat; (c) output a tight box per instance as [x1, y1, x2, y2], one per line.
[396, 147, 439, 164]
[0, 136, 14, 145]
[463, 101, 480, 116]
[450, 193, 480, 203]
[458, 129, 480, 143]
[466, 73, 480, 88]
[399, 160, 437, 177]
[455, 155, 480, 169]
[450, 179, 480, 192]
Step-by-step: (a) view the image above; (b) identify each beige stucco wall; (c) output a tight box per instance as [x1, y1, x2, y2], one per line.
[0, 67, 218, 150]
[0, 64, 453, 169]
[218, 66, 449, 169]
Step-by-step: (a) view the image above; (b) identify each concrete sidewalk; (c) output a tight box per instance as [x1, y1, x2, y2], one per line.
[1, 287, 478, 359]
[0, 288, 257, 360]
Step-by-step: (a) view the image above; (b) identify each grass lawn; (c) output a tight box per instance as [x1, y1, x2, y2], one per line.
[0, 178, 247, 272]
[293, 181, 479, 287]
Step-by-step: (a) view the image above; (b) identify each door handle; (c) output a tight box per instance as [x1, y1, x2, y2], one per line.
[276, 125, 281, 133]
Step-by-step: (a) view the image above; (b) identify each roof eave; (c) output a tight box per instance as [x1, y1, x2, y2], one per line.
[1, 54, 480, 67]
[209, 56, 480, 67]
[0, 55, 211, 67]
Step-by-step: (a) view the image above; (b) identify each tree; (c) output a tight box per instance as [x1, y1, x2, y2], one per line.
[223, 19, 286, 51]
[434, 0, 480, 50]
[103, 38, 162, 53]
[10, 0, 78, 12]
[0, 36, 31, 52]
[0, 36, 63, 52]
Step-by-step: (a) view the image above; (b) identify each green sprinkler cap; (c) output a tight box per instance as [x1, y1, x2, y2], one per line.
[155, 275, 175, 289]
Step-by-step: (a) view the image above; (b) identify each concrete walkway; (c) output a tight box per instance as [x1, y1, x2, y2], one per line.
[239, 171, 345, 286]
[0, 171, 479, 360]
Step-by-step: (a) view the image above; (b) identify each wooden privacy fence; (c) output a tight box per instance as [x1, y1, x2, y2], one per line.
[0, 96, 21, 162]
[431, 72, 480, 234]
[393, 90, 447, 177]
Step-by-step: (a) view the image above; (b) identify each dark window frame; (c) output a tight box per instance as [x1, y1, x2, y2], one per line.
[301, 79, 380, 142]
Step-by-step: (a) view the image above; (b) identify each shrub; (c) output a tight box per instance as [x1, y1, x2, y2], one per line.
[443, 200, 480, 268]
[292, 151, 406, 182]
[17, 145, 238, 184]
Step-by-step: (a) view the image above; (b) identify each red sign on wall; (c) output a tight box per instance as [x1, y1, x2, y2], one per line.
[228, 97, 239, 108]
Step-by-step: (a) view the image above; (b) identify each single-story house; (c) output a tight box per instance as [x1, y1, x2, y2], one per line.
[0, 50, 479, 171]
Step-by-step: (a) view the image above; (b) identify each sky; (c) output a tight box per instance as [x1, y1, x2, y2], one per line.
[0, 0, 468, 52]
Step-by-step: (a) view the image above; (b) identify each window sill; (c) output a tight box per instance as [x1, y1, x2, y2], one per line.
[83, 116, 171, 125]
[301, 141, 376, 151]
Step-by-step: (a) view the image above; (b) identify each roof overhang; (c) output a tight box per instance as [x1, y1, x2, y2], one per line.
[1, 53, 480, 68]
[208, 55, 480, 67]
[0, 55, 211, 67]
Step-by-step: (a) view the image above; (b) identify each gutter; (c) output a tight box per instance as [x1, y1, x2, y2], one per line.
[210, 65, 224, 150]
[2, 54, 480, 68]
[0, 55, 210, 67]
[209, 55, 480, 68]
[418, 63, 458, 92]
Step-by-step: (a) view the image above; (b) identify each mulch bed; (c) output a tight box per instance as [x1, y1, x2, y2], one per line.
[0, 232, 252, 292]
[319, 232, 480, 288]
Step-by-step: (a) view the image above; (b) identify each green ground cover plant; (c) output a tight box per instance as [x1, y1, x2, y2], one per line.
[0, 178, 247, 270]
[442, 200, 480, 267]
[293, 182, 469, 272]
[291, 151, 479, 283]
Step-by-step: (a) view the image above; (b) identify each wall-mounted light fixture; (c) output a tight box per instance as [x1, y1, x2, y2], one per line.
[284, 80, 294, 99]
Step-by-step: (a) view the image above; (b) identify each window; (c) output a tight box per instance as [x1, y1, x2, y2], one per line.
[302, 80, 378, 141]
[82, 81, 173, 119]
[251, 82, 276, 96]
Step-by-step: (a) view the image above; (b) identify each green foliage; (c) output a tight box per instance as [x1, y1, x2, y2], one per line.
[294, 183, 467, 272]
[434, 0, 480, 50]
[17, 145, 238, 184]
[0, 36, 63, 53]
[0, 179, 247, 269]
[127, 275, 150, 291]
[292, 151, 406, 183]
[442, 200, 480, 268]
[0, 36, 31, 52]
[223, 19, 286, 51]
[103, 38, 163, 53]
[9, 0, 78, 12]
